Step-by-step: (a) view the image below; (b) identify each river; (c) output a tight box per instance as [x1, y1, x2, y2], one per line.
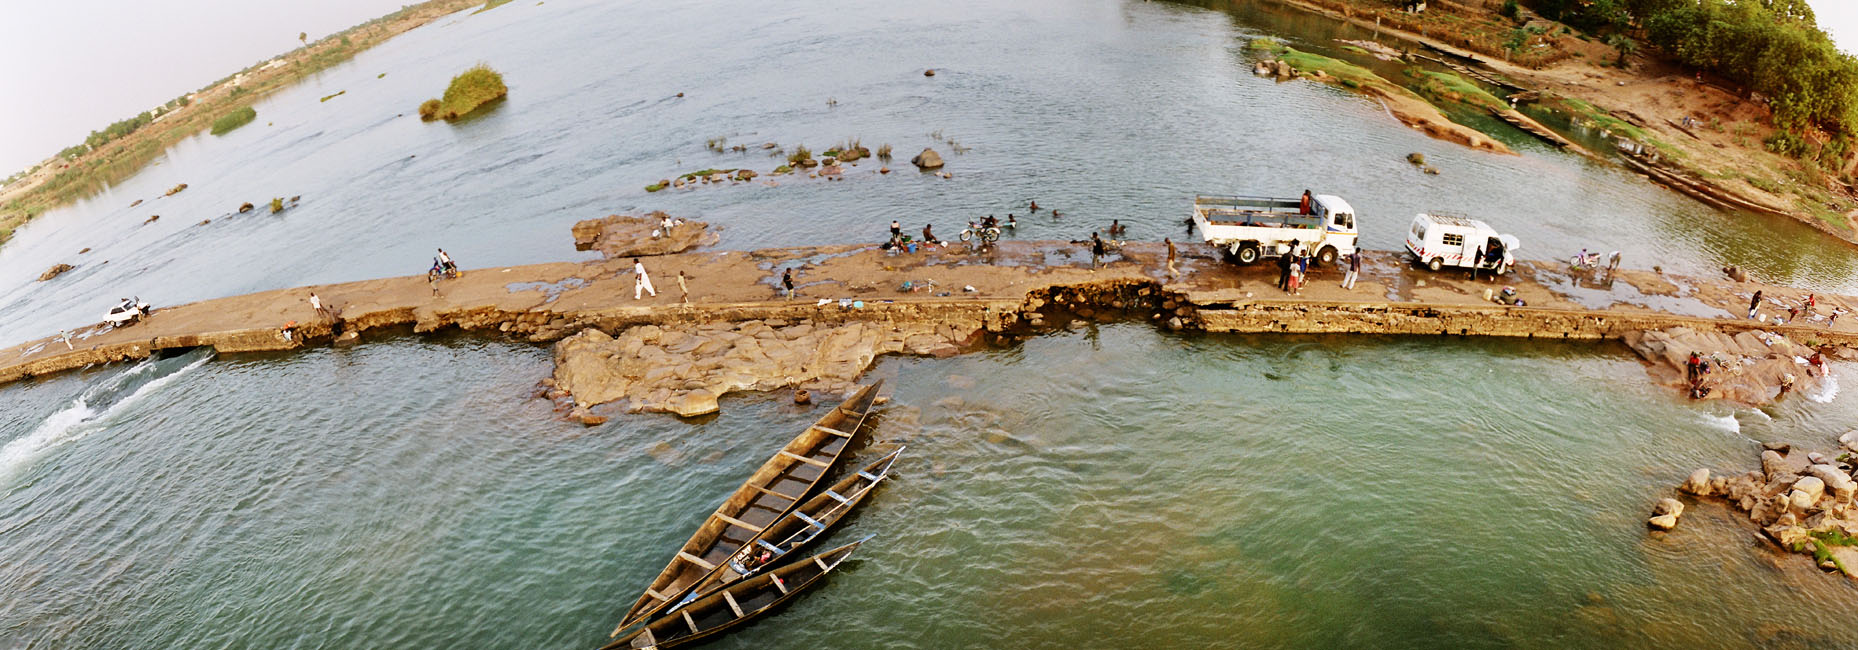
[2, 0, 1856, 648]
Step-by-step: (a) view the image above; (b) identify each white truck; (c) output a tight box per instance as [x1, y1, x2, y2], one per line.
[1191, 194, 1358, 266]
[1403, 213, 1519, 274]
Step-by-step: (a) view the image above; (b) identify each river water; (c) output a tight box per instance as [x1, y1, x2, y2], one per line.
[3, 0, 1857, 648]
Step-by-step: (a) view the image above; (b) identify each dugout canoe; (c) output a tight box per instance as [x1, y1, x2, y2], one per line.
[600, 538, 868, 650]
[669, 446, 900, 610]
[610, 381, 881, 635]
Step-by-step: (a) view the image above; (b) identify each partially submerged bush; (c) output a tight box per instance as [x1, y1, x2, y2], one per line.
[418, 99, 441, 121]
[419, 63, 507, 122]
[209, 106, 257, 135]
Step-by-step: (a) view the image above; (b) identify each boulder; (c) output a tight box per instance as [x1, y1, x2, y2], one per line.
[571, 212, 714, 258]
[1648, 514, 1680, 531]
[238, 202, 254, 213]
[1805, 464, 1856, 501]
[1761, 450, 1788, 478]
[1407, 152, 1426, 165]
[1680, 468, 1712, 496]
[1653, 498, 1684, 517]
[1841, 430, 1858, 453]
[667, 390, 720, 417]
[1788, 488, 1817, 512]
[1792, 475, 1827, 504]
[911, 148, 944, 169]
[37, 263, 73, 282]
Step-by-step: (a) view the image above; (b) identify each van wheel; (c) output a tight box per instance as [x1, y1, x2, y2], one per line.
[1427, 257, 1444, 272]
[1235, 244, 1261, 265]
[1317, 246, 1337, 266]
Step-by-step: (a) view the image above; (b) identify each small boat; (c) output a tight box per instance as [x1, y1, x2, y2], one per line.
[670, 447, 901, 610]
[601, 538, 868, 650]
[611, 381, 882, 634]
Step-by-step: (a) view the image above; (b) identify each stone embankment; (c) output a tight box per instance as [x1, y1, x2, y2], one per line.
[3, 233, 1855, 418]
[1657, 434, 1858, 578]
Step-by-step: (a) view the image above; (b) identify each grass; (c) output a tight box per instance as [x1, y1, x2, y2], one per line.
[1800, 530, 1856, 573]
[645, 181, 668, 192]
[270, 197, 284, 213]
[320, 90, 346, 102]
[1250, 39, 1398, 95]
[1409, 69, 1507, 112]
[877, 143, 892, 160]
[420, 63, 507, 121]
[677, 168, 732, 181]
[209, 106, 258, 135]
[787, 145, 813, 165]
[471, 0, 514, 14]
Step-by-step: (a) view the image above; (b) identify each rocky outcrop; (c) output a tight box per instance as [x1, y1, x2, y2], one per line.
[549, 318, 978, 417]
[1624, 326, 1825, 405]
[1648, 497, 1684, 531]
[911, 148, 944, 169]
[38, 263, 73, 282]
[1666, 437, 1858, 577]
[571, 212, 716, 259]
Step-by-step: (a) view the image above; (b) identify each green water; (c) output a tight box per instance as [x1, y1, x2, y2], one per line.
[2, 329, 1853, 648]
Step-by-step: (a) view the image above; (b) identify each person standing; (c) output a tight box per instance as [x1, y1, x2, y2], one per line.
[677, 271, 690, 304]
[309, 292, 331, 321]
[1606, 250, 1621, 278]
[437, 248, 456, 276]
[1749, 290, 1763, 319]
[1342, 249, 1361, 290]
[1472, 245, 1484, 282]
[1165, 238, 1179, 279]
[60, 330, 74, 350]
[1091, 232, 1107, 271]
[1277, 250, 1293, 292]
[1298, 190, 1313, 215]
[633, 258, 656, 299]
[781, 268, 796, 298]
[890, 220, 901, 238]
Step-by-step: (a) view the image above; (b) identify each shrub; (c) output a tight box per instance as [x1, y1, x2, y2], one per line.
[787, 145, 813, 165]
[209, 106, 258, 135]
[1500, 0, 1520, 20]
[418, 99, 441, 121]
[270, 197, 284, 213]
[420, 63, 507, 121]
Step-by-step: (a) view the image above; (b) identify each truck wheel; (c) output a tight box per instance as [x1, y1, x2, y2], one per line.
[1427, 257, 1444, 272]
[1236, 244, 1261, 265]
[1317, 246, 1337, 266]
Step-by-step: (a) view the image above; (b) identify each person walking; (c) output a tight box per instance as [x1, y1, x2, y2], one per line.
[1748, 290, 1763, 319]
[1342, 249, 1361, 290]
[1165, 238, 1179, 279]
[60, 330, 74, 350]
[1090, 232, 1107, 271]
[633, 258, 656, 299]
[677, 271, 690, 304]
[309, 292, 331, 321]
[1472, 245, 1485, 282]
[781, 268, 796, 298]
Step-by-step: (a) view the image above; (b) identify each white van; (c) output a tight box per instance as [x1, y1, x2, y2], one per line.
[1404, 213, 1518, 274]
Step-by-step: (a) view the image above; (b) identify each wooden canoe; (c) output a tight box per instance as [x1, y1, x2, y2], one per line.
[601, 538, 867, 650]
[610, 381, 882, 635]
[669, 446, 901, 611]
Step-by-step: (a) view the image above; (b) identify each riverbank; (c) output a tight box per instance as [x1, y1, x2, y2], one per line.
[1249, 0, 1858, 244]
[5, 235, 1853, 415]
[0, 0, 486, 245]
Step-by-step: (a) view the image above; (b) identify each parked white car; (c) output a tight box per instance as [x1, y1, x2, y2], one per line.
[1404, 213, 1518, 274]
[104, 297, 151, 327]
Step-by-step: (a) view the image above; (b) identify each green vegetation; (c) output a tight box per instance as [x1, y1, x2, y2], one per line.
[209, 106, 258, 135]
[419, 63, 508, 121]
[320, 90, 346, 102]
[472, 0, 514, 14]
[1409, 69, 1508, 112]
[1252, 39, 1400, 95]
[418, 99, 441, 121]
[677, 169, 732, 181]
[270, 197, 285, 213]
[786, 145, 813, 165]
[876, 143, 892, 161]
[645, 181, 668, 192]
[773, 164, 793, 175]
[1525, 0, 1858, 167]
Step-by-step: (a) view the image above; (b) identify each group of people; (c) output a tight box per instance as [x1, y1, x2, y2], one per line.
[1684, 351, 1715, 399]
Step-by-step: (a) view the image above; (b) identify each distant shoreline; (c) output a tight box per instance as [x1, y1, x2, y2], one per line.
[0, 0, 487, 245]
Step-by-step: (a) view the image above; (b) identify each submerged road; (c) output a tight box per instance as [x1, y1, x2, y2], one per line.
[2, 240, 1853, 387]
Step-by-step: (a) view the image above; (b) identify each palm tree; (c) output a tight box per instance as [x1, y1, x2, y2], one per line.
[1607, 34, 1638, 68]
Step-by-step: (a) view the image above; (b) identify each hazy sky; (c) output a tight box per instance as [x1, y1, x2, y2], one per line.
[0, 1, 1853, 175]
[0, 0, 409, 174]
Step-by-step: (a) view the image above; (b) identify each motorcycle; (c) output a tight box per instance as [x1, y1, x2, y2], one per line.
[959, 221, 1001, 243]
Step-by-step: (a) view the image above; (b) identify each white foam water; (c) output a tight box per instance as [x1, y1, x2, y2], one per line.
[0, 350, 213, 486]
[1807, 371, 1839, 404]
[1701, 412, 1741, 435]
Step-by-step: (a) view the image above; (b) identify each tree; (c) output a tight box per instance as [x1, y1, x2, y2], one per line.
[299, 31, 307, 46]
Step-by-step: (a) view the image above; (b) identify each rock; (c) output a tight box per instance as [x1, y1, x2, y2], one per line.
[37, 263, 73, 282]
[1680, 468, 1712, 496]
[924, 69, 935, 77]
[668, 390, 720, 417]
[1653, 498, 1684, 517]
[793, 389, 811, 405]
[578, 411, 608, 426]
[1648, 513, 1680, 531]
[735, 169, 757, 181]
[238, 202, 254, 213]
[1407, 152, 1426, 165]
[1792, 475, 1827, 504]
[571, 212, 714, 259]
[1761, 450, 1787, 478]
[1788, 488, 1816, 512]
[1805, 464, 1856, 501]
[78, 248, 90, 254]
[879, 167, 890, 174]
[1840, 430, 1858, 453]
[1762, 441, 1793, 454]
[1423, 166, 1440, 175]
[911, 148, 944, 169]
[143, 215, 159, 224]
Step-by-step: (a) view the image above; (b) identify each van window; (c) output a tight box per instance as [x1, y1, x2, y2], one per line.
[1412, 222, 1425, 240]
[1442, 233, 1464, 247]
